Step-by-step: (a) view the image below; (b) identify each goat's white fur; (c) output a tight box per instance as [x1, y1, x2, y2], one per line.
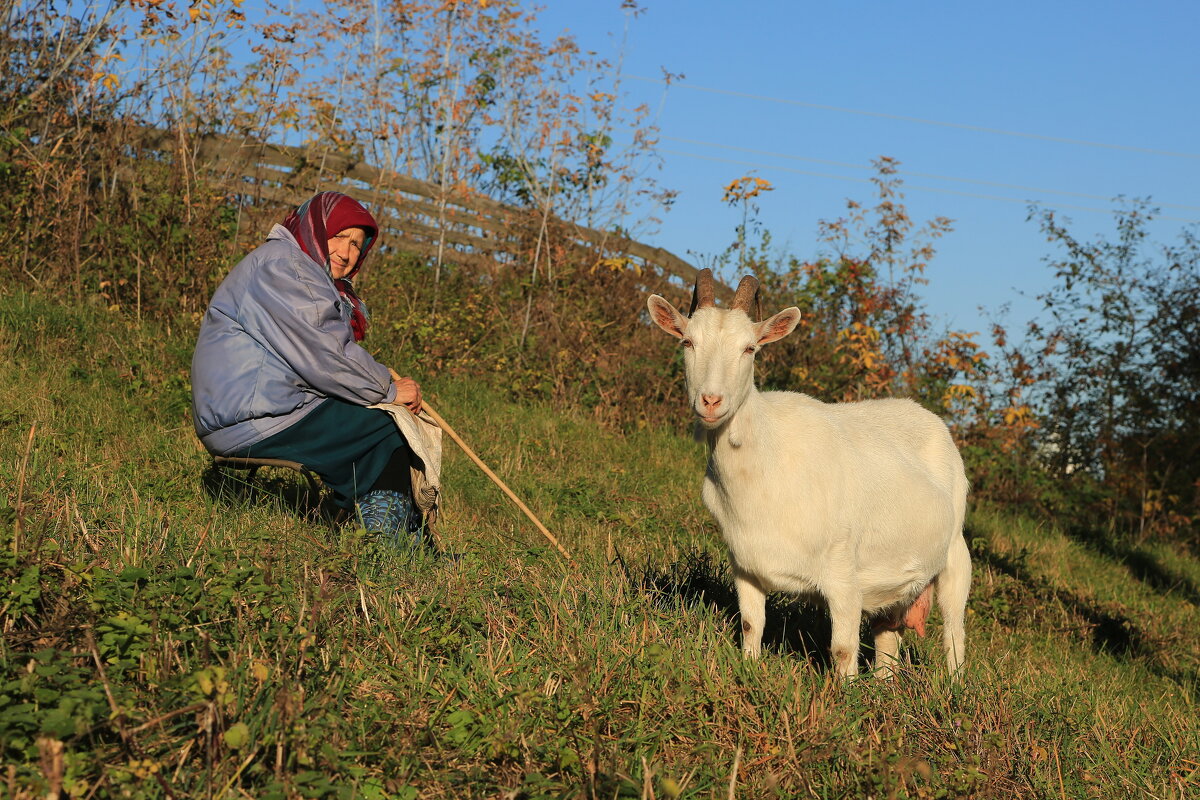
[647, 294, 971, 677]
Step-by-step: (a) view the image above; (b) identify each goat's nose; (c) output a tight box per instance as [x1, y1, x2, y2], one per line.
[701, 394, 722, 411]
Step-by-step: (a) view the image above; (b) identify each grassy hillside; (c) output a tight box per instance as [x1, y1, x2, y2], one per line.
[1, 291, 1197, 799]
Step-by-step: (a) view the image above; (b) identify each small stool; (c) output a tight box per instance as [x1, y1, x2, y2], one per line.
[212, 456, 323, 499]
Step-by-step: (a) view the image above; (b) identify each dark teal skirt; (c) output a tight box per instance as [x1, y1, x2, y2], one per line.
[231, 399, 409, 508]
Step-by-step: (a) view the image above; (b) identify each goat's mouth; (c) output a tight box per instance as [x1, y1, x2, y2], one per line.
[695, 411, 727, 427]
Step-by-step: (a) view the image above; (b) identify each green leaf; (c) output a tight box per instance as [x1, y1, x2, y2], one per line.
[223, 722, 250, 750]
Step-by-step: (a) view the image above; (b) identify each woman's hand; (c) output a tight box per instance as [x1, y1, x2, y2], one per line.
[392, 375, 422, 414]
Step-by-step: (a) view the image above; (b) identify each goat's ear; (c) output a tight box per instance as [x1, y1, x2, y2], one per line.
[647, 294, 688, 339]
[756, 307, 801, 345]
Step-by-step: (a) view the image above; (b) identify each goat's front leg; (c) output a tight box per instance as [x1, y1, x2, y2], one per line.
[824, 586, 863, 678]
[733, 569, 767, 658]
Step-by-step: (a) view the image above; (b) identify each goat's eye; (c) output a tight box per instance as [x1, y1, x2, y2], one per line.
[744, 345, 757, 355]
[681, 339, 693, 349]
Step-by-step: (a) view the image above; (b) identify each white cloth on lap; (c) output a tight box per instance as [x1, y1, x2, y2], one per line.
[370, 403, 443, 524]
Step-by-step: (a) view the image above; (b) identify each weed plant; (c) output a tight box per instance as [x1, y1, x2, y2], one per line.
[1, 291, 1197, 798]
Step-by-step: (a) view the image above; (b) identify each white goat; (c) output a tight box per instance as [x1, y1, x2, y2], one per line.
[647, 270, 971, 678]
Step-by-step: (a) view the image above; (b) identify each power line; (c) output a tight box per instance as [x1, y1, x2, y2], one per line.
[664, 135, 1200, 214]
[660, 147, 1200, 223]
[626, 74, 1200, 161]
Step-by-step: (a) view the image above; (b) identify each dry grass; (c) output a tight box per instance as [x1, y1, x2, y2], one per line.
[1, 292, 1197, 799]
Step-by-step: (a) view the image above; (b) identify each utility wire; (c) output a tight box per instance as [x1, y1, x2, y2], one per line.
[661, 147, 1200, 223]
[625, 74, 1200, 161]
[665, 135, 1200, 214]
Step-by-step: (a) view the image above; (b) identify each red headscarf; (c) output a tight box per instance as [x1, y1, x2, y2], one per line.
[283, 191, 379, 341]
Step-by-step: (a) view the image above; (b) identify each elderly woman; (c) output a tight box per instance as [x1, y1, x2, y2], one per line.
[192, 191, 425, 545]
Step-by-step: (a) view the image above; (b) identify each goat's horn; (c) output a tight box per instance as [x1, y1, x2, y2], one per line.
[731, 275, 760, 319]
[688, 268, 716, 316]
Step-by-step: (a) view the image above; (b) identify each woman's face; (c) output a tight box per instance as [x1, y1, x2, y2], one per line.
[327, 226, 368, 279]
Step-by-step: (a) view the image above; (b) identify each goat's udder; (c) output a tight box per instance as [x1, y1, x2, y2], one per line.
[902, 583, 934, 638]
[872, 583, 934, 638]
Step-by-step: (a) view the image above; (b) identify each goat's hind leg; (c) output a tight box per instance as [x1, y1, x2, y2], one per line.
[937, 534, 971, 676]
[870, 624, 903, 679]
[870, 583, 932, 679]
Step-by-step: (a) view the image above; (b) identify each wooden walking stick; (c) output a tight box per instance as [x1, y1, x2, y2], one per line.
[420, 399, 577, 568]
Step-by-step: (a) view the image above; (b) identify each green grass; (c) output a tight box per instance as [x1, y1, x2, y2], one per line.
[1, 291, 1197, 799]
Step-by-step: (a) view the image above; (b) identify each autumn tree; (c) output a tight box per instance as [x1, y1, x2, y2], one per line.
[1016, 202, 1200, 541]
[1, 0, 249, 312]
[729, 160, 977, 414]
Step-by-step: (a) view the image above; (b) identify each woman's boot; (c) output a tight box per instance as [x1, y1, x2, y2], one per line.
[356, 489, 424, 547]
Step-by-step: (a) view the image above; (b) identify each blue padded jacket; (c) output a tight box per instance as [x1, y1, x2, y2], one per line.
[191, 225, 397, 455]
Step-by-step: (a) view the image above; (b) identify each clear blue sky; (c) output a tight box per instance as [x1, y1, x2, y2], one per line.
[531, 1, 1200, 337]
